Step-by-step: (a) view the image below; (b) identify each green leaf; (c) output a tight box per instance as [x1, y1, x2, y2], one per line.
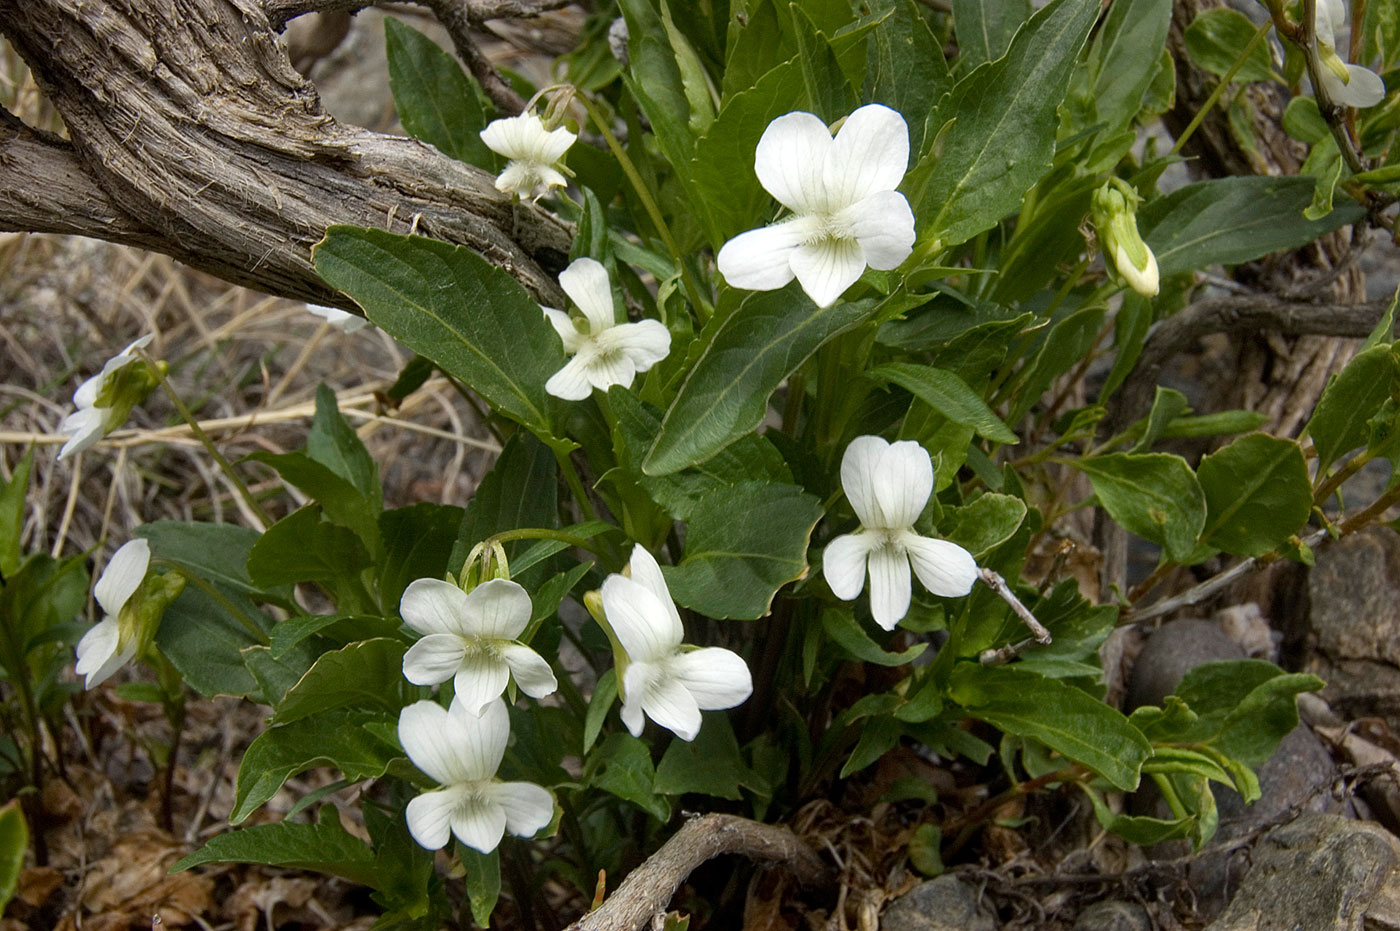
[790, 6, 860, 122]
[722, 0, 796, 102]
[1006, 304, 1105, 424]
[1306, 345, 1399, 474]
[450, 432, 559, 577]
[1183, 9, 1272, 82]
[654, 713, 760, 799]
[661, 481, 823, 619]
[174, 805, 380, 888]
[385, 18, 496, 167]
[1197, 434, 1311, 557]
[1073, 453, 1205, 563]
[1208, 671, 1323, 768]
[618, 0, 699, 195]
[313, 227, 563, 438]
[938, 493, 1028, 557]
[645, 286, 873, 475]
[841, 714, 904, 776]
[244, 451, 381, 555]
[1129, 386, 1191, 454]
[378, 503, 465, 618]
[861, 0, 948, 154]
[1082, 783, 1197, 846]
[1088, 0, 1173, 130]
[135, 521, 286, 602]
[274, 639, 409, 725]
[869, 363, 1018, 443]
[611, 388, 791, 520]
[953, 0, 1030, 69]
[822, 606, 927, 666]
[949, 664, 1151, 790]
[1139, 176, 1366, 277]
[0, 799, 25, 913]
[307, 383, 381, 508]
[460, 844, 501, 928]
[693, 34, 840, 245]
[156, 584, 272, 698]
[231, 710, 402, 823]
[268, 613, 402, 659]
[583, 732, 670, 821]
[583, 667, 617, 755]
[247, 506, 373, 590]
[0, 448, 33, 577]
[907, 0, 1100, 246]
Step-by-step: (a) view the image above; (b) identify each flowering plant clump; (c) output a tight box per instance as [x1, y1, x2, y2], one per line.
[48, 2, 1400, 927]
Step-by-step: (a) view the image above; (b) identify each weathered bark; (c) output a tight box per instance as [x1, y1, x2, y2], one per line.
[0, 0, 572, 308]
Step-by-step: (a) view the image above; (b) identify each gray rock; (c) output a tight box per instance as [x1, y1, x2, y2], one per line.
[1206, 813, 1400, 931]
[880, 876, 996, 931]
[1073, 901, 1151, 931]
[1294, 527, 1400, 726]
[1125, 618, 1245, 711]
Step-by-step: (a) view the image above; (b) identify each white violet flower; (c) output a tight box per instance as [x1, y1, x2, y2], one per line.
[822, 436, 979, 630]
[479, 112, 577, 200]
[542, 258, 671, 401]
[74, 539, 150, 689]
[599, 545, 753, 742]
[716, 103, 916, 308]
[306, 303, 372, 333]
[401, 577, 558, 716]
[58, 335, 157, 461]
[1313, 0, 1385, 109]
[399, 699, 554, 853]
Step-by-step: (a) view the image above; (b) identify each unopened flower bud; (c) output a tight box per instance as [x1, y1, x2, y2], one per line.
[1092, 178, 1160, 298]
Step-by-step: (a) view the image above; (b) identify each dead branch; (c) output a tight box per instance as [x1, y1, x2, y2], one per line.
[0, 0, 571, 308]
[565, 814, 832, 931]
[1106, 294, 1390, 435]
[264, 0, 572, 29]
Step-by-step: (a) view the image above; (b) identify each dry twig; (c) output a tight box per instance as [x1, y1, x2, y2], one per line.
[565, 814, 831, 931]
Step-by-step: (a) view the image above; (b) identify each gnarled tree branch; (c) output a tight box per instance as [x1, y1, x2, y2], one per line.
[565, 814, 832, 931]
[0, 0, 571, 308]
[1107, 293, 1390, 434]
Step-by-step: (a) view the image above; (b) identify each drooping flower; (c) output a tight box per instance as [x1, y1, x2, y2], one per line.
[74, 538, 184, 689]
[1091, 178, 1159, 298]
[1312, 0, 1385, 109]
[58, 335, 159, 460]
[398, 699, 554, 853]
[822, 436, 979, 630]
[597, 545, 752, 742]
[542, 258, 671, 401]
[401, 577, 558, 715]
[479, 112, 577, 200]
[716, 104, 916, 308]
[306, 303, 372, 333]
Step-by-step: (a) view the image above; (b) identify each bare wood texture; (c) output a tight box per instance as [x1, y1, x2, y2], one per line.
[1112, 294, 1390, 430]
[565, 814, 831, 931]
[0, 0, 572, 308]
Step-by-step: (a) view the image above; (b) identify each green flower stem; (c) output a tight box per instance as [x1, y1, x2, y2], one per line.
[575, 93, 710, 320]
[1313, 445, 1376, 505]
[1169, 20, 1272, 158]
[152, 367, 273, 531]
[164, 564, 270, 645]
[486, 526, 610, 557]
[153, 653, 186, 832]
[548, 445, 599, 524]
